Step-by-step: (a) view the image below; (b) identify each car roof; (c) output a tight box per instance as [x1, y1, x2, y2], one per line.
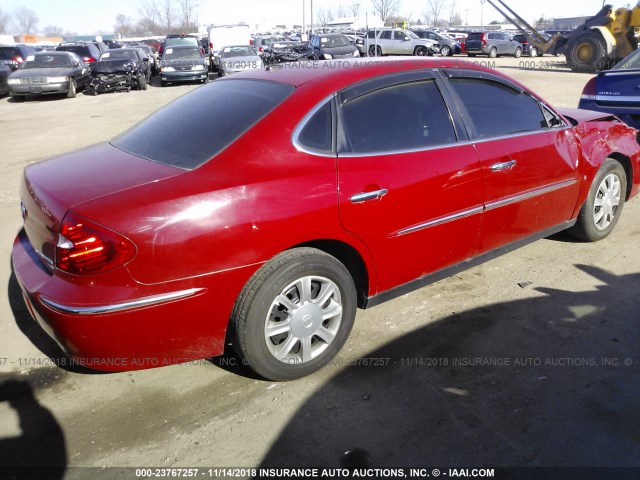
[226, 57, 511, 90]
[165, 45, 200, 49]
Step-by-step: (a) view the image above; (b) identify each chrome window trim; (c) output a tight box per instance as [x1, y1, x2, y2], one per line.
[40, 288, 206, 315]
[485, 178, 578, 211]
[390, 205, 484, 237]
[291, 94, 336, 158]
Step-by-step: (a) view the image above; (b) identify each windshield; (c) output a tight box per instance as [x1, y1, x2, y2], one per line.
[612, 49, 640, 70]
[406, 31, 419, 39]
[23, 54, 74, 68]
[221, 46, 256, 57]
[164, 47, 200, 59]
[100, 50, 139, 61]
[165, 37, 198, 47]
[320, 35, 350, 48]
[111, 80, 295, 169]
[0, 48, 19, 60]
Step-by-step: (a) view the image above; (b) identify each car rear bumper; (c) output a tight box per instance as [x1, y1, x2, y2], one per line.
[11, 228, 256, 371]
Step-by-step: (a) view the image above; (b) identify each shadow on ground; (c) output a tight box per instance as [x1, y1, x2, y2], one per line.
[259, 265, 640, 468]
[0, 379, 66, 479]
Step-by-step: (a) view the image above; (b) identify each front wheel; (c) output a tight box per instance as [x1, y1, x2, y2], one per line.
[414, 46, 428, 56]
[231, 248, 357, 381]
[138, 75, 147, 90]
[569, 159, 627, 242]
[440, 45, 452, 57]
[66, 78, 76, 98]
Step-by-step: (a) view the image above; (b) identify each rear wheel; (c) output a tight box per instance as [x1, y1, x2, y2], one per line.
[514, 47, 522, 58]
[488, 47, 497, 58]
[566, 31, 608, 72]
[529, 46, 538, 57]
[160, 80, 167, 87]
[368, 45, 382, 57]
[569, 159, 627, 241]
[231, 248, 357, 381]
[467, 53, 476, 57]
[138, 75, 147, 90]
[66, 78, 76, 98]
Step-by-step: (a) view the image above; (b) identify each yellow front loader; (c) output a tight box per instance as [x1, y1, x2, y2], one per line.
[486, 0, 640, 72]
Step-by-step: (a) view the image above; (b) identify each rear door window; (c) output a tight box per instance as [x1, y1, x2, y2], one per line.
[341, 80, 456, 153]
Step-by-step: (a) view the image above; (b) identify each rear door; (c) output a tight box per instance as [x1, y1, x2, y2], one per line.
[444, 70, 581, 254]
[378, 30, 393, 54]
[336, 71, 484, 294]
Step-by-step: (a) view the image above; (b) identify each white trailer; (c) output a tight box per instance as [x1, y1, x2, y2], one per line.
[207, 24, 251, 70]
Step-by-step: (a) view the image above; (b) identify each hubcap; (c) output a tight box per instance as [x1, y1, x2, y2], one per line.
[264, 276, 342, 364]
[593, 173, 621, 231]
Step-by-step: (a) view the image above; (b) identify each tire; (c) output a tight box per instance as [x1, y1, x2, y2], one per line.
[138, 75, 147, 90]
[160, 80, 166, 87]
[529, 46, 538, 57]
[414, 46, 428, 56]
[202, 76, 209, 84]
[514, 47, 522, 58]
[368, 45, 382, 57]
[231, 247, 357, 381]
[467, 53, 476, 57]
[566, 31, 608, 72]
[440, 45, 452, 57]
[569, 159, 627, 242]
[66, 78, 76, 98]
[488, 47, 497, 58]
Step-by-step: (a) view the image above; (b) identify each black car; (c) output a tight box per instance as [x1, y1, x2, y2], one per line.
[0, 44, 37, 71]
[56, 42, 102, 66]
[7, 51, 90, 100]
[87, 48, 149, 95]
[0, 61, 11, 96]
[512, 33, 551, 57]
[411, 30, 462, 56]
[308, 33, 360, 60]
[262, 41, 314, 65]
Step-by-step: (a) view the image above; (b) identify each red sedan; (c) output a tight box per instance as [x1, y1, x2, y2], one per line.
[12, 58, 640, 380]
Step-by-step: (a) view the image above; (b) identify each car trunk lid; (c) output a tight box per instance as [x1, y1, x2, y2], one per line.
[20, 143, 182, 272]
[594, 69, 640, 106]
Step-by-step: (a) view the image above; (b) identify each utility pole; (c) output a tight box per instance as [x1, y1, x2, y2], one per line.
[480, 0, 485, 27]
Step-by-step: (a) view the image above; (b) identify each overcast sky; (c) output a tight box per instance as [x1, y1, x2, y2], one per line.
[3, 0, 610, 34]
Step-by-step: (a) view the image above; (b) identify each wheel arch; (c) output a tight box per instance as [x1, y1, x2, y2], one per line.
[292, 239, 371, 308]
[608, 152, 633, 200]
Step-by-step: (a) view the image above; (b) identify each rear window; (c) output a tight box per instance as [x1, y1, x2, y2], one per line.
[0, 47, 19, 60]
[467, 33, 483, 41]
[111, 80, 295, 170]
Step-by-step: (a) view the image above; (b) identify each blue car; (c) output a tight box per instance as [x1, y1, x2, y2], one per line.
[579, 49, 640, 129]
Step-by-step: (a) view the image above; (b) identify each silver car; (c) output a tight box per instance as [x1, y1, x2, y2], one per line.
[363, 28, 438, 57]
[217, 45, 263, 76]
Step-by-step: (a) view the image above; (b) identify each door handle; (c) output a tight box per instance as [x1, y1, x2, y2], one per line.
[490, 160, 517, 172]
[349, 189, 388, 204]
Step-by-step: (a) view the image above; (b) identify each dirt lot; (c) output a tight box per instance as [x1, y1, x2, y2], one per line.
[0, 56, 639, 478]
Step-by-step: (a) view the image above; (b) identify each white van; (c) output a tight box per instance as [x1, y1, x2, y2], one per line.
[207, 24, 251, 70]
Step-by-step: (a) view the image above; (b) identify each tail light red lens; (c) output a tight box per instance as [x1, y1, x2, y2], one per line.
[210, 41, 213, 49]
[581, 77, 597, 100]
[482, 34, 487, 47]
[56, 212, 136, 275]
[12, 56, 24, 64]
[83, 56, 96, 62]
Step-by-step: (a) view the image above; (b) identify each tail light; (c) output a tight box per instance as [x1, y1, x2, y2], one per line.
[259, 46, 264, 53]
[581, 77, 597, 100]
[12, 55, 24, 64]
[56, 212, 136, 275]
[249, 39, 253, 46]
[481, 34, 487, 47]
[83, 56, 96, 62]
[210, 41, 213, 49]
